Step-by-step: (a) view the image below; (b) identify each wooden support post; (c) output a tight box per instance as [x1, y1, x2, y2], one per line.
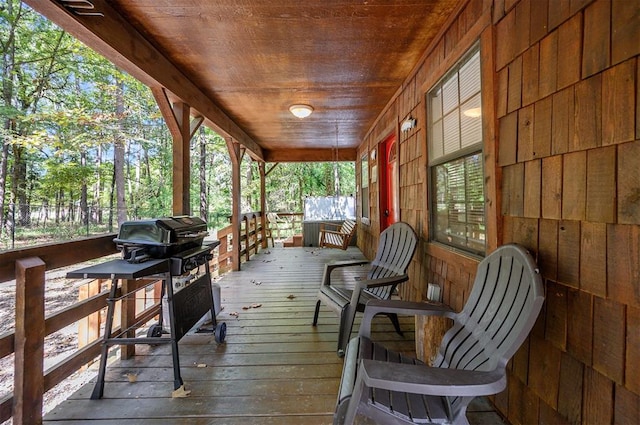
[259, 163, 267, 249]
[225, 137, 242, 271]
[13, 257, 45, 425]
[172, 101, 191, 215]
[120, 279, 136, 359]
[152, 87, 204, 216]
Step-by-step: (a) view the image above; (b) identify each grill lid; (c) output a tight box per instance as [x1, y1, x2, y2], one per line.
[114, 216, 207, 246]
[114, 216, 208, 262]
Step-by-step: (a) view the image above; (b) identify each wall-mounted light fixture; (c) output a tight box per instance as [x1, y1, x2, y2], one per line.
[289, 104, 313, 118]
[401, 116, 417, 132]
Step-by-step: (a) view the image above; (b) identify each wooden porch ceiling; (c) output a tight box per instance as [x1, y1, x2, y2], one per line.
[26, 0, 460, 162]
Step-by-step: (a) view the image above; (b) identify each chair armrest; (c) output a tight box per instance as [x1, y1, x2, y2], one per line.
[355, 274, 409, 289]
[321, 260, 370, 287]
[321, 229, 348, 236]
[359, 299, 455, 337]
[359, 359, 506, 397]
[319, 222, 342, 231]
[348, 274, 410, 308]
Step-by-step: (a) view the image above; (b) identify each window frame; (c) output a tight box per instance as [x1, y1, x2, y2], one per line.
[427, 44, 485, 256]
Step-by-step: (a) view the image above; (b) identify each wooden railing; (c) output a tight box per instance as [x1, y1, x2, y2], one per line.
[0, 210, 286, 424]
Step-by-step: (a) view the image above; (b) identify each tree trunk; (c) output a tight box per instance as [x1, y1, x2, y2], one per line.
[0, 0, 18, 235]
[0, 141, 9, 233]
[80, 151, 88, 225]
[12, 145, 30, 226]
[55, 189, 62, 224]
[108, 164, 115, 233]
[114, 76, 127, 225]
[94, 144, 103, 224]
[199, 126, 207, 222]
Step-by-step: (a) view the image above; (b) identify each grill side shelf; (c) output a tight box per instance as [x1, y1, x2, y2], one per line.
[65, 258, 170, 280]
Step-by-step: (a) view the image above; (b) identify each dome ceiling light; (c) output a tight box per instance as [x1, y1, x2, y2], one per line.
[289, 104, 313, 118]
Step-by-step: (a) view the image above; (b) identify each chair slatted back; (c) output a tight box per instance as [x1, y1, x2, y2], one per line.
[433, 244, 543, 415]
[364, 222, 417, 300]
[434, 245, 543, 371]
[341, 219, 356, 236]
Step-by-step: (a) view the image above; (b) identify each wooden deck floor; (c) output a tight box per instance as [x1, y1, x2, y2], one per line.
[44, 247, 506, 425]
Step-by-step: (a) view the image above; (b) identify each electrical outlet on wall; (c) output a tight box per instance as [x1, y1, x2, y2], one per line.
[426, 283, 441, 302]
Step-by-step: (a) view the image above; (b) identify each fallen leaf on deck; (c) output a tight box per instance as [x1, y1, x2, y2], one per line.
[196, 364, 207, 368]
[242, 306, 250, 310]
[172, 385, 191, 398]
[286, 294, 296, 300]
[126, 373, 137, 383]
[229, 311, 239, 317]
[251, 303, 262, 308]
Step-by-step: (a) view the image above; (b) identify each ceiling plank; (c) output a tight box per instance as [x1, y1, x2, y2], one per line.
[25, 0, 264, 161]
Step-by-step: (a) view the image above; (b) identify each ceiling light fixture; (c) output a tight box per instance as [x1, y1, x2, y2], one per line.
[289, 104, 313, 118]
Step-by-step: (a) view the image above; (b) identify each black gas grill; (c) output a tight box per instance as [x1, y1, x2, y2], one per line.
[114, 215, 217, 275]
[67, 215, 225, 399]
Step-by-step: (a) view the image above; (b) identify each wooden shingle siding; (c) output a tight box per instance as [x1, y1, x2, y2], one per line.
[561, 151, 586, 221]
[574, 74, 602, 150]
[522, 45, 540, 106]
[627, 306, 640, 393]
[551, 86, 574, 155]
[607, 224, 640, 307]
[583, 366, 614, 425]
[356, 0, 639, 422]
[523, 159, 541, 218]
[533, 96, 552, 158]
[602, 60, 636, 145]
[593, 297, 625, 383]
[558, 352, 584, 423]
[582, 0, 611, 77]
[567, 288, 593, 366]
[612, 0, 640, 65]
[586, 146, 616, 223]
[545, 282, 568, 350]
[579, 221, 607, 297]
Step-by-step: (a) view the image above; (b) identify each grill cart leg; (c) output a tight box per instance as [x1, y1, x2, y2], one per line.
[91, 276, 119, 399]
[165, 275, 184, 390]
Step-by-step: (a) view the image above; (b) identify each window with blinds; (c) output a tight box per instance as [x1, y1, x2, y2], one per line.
[427, 46, 485, 255]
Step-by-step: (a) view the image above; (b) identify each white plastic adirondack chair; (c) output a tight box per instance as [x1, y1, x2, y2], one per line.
[312, 222, 418, 356]
[335, 243, 545, 425]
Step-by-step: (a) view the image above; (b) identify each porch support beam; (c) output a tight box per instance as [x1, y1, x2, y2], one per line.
[153, 88, 203, 215]
[259, 163, 267, 248]
[25, 0, 263, 162]
[225, 138, 242, 271]
[264, 148, 357, 162]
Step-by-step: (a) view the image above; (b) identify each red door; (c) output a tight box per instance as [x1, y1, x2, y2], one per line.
[380, 134, 398, 230]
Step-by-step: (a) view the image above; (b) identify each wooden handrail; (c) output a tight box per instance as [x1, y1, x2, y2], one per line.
[0, 234, 118, 283]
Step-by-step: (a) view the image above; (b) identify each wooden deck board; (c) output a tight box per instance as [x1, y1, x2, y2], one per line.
[43, 246, 501, 424]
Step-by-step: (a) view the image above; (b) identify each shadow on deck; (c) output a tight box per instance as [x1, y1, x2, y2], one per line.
[44, 247, 506, 424]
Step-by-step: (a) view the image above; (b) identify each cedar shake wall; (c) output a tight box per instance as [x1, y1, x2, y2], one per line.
[356, 0, 640, 423]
